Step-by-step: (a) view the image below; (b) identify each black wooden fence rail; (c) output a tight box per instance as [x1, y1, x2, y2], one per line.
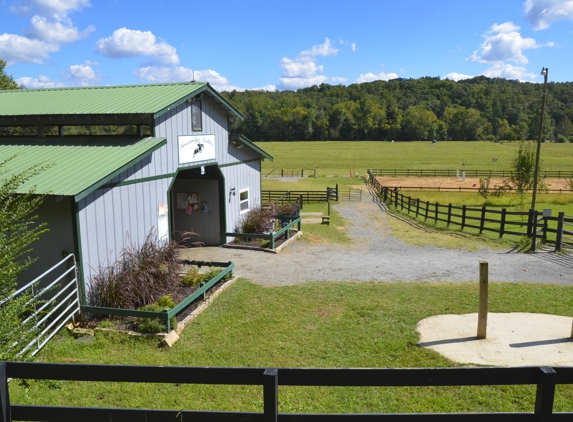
[368, 171, 573, 252]
[369, 168, 573, 178]
[2, 362, 573, 421]
[262, 185, 338, 206]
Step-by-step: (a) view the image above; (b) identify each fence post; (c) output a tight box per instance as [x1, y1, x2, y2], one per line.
[263, 368, 278, 422]
[555, 212, 565, 252]
[499, 208, 507, 238]
[477, 261, 488, 339]
[534, 367, 556, 421]
[447, 204, 452, 226]
[461, 205, 466, 230]
[407, 195, 411, 214]
[542, 209, 551, 242]
[479, 206, 486, 234]
[531, 211, 539, 252]
[425, 201, 430, 221]
[416, 198, 420, 218]
[434, 202, 439, 223]
[0, 362, 10, 422]
[527, 209, 535, 237]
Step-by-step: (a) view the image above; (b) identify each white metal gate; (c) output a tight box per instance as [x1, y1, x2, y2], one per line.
[1, 254, 81, 359]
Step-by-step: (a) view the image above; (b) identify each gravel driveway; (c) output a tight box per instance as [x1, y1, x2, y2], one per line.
[179, 191, 572, 286]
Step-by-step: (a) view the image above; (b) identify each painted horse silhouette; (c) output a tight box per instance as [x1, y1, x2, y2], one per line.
[193, 142, 204, 157]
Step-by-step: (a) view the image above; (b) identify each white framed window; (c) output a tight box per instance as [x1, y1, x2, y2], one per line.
[239, 188, 249, 214]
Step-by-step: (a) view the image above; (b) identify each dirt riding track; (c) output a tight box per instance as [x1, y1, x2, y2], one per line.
[376, 176, 571, 191]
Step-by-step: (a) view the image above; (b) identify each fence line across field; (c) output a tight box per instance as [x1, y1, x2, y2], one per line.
[368, 170, 573, 253]
[369, 168, 573, 178]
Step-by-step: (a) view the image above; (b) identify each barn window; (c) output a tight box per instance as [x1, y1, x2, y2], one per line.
[191, 100, 202, 131]
[239, 188, 249, 213]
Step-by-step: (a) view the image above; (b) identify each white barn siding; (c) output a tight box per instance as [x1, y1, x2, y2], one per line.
[221, 159, 262, 242]
[77, 177, 172, 290]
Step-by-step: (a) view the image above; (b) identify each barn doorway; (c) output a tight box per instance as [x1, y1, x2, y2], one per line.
[169, 165, 225, 246]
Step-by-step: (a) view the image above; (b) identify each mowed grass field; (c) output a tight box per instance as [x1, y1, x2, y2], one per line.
[10, 280, 573, 414]
[257, 140, 573, 177]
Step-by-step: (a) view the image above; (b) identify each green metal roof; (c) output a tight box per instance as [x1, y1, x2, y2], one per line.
[229, 134, 273, 161]
[0, 136, 166, 201]
[0, 82, 244, 120]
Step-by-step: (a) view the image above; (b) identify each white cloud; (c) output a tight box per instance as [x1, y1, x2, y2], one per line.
[443, 73, 474, 81]
[96, 28, 179, 65]
[133, 66, 243, 91]
[524, 0, 573, 30]
[355, 71, 398, 83]
[481, 63, 537, 80]
[299, 37, 338, 58]
[468, 22, 551, 64]
[278, 38, 339, 90]
[351, 42, 357, 52]
[25, 14, 94, 43]
[11, 0, 91, 15]
[331, 76, 348, 83]
[65, 61, 100, 85]
[16, 74, 65, 88]
[251, 84, 276, 92]
[0, 33, 59, 65]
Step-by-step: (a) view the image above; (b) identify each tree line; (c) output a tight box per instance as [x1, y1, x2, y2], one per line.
[222, 76, 573, 142]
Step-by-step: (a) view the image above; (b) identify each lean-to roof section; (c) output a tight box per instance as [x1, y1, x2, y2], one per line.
[0, 82, 244, 121]
[0, 136, 166, 200]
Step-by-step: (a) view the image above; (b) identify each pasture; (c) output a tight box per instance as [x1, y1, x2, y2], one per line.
[258, 140, 573, 177]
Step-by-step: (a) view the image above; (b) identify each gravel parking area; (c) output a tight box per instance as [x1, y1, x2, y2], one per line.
[179, 191, 572, 286]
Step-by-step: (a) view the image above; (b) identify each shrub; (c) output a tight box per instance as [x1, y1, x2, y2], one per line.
[234, 204, 298, 235]
[202, 267, 232, 283]
[137, 302, 177, 333]
[156, 295, 176, 308]
[181, 267, 202, 287]
[87, 230, 183, 310]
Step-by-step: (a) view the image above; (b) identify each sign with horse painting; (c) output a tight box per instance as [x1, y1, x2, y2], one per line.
[178, 134, 216, 166]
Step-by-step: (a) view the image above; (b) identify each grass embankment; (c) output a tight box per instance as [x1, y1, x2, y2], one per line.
[384, 189, 573, 245]
[258, 141, 573, 176]
[11, 280, 573, 413]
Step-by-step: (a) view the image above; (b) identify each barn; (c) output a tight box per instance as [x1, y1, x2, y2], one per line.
[0, 82, 273, 298]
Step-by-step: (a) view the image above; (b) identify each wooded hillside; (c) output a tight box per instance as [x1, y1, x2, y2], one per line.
[222, 76, 573, 142]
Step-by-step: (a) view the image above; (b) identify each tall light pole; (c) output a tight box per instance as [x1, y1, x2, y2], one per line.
[531, 67, 548, 211]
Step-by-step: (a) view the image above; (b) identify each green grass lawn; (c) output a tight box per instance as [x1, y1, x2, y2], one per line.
[11, 280, 573, 414]
[258, 141, 573, 177]
[382, 189, 573, 245]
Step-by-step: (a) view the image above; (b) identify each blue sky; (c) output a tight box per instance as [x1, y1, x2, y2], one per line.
[1, 0, 572, 90]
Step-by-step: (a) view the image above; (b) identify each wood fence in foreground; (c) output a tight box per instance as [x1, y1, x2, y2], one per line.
[2, 362, 573, 421]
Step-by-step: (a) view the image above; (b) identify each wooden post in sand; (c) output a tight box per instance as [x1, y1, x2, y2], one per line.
[477, 261, 488, 339]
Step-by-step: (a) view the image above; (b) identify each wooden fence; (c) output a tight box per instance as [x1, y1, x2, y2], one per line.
[262, 185, 338, 206]
[265, 168, 317, 178]
[2, 362, 573, 421]
[369, 172, 573, 252]
[369, 168, 573, 178]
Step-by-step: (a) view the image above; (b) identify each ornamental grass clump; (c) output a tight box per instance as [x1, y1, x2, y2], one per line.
[234, 203, 298, 235]
[87, 230, 183, 310]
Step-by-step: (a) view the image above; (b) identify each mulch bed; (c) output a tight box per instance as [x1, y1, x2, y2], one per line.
[228, 230, 295, 249]
[82, 263, 228, 333]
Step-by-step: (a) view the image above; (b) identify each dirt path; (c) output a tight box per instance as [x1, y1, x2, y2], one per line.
[376, 176, 572, 191]
[179, 192, 572, 285]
